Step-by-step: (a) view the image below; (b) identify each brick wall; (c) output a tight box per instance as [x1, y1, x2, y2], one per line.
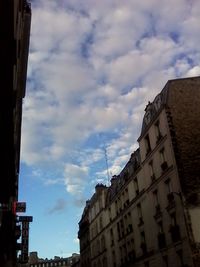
[167, 77, 200, 205]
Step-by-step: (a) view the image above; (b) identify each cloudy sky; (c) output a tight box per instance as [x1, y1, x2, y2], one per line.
[19, 0, 200, 259]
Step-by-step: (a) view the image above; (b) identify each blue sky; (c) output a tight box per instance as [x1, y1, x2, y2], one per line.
[19, 0, 200, 259]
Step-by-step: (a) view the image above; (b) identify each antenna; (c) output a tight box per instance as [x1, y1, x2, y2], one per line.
[99, 133, 110, 186]
[103, 144, 110, 186]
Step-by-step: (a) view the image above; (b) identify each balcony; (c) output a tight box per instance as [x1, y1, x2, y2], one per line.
[169, 224, 181, 243]
[161, 161, 168, 172]
[158, 233, 166, 249]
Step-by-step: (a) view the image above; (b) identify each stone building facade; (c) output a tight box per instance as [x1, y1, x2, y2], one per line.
[78, 76, 200, 267]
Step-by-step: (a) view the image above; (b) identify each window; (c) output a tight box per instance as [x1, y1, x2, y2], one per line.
[177, 250, 184, 266]
[137, 203, 142, 218]
[137, 204, 144, 225]
[117, 222, 121, 239]
[163, 255, 169, 267]
[165, 179, 172, 194]
[134, 177, 139, 195]
[140, 231, 147, 254]
[155, 120, 162, 142]
[170, 213, 181, 242]
[115, 200, 118, 215]
[158, 221, 163, 233]
[140, 231, 146, 243]
[99, 216, 103, 230]
[101, 235, 105, 250]
[160, 148, 168, 171]
[97, 239, 100, 254]
[145, 134, 151, 155]
[112, 250, 116, 267]
[149, 161, 155, 181]
[160, 148, 165, 163]
[170, 213, 176, 226]
[157, 221, 166, 248]
[102, 257, 107, 267]
[110, 228, 114, 246]
[95, 221, 98, 235]
[165, 179, 174, 203]
[153, 190, 159, 206]
[108, 207, 112, 221]
[100, 195, 103, 209]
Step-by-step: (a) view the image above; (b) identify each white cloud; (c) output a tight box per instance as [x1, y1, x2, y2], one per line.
[21, 0, 200, 197]
[64, 164, 89, 195]
[186, 66, 200, 77]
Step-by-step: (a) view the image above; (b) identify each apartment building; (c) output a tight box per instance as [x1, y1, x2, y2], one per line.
[28, 252, 80, 267]
[89, 184, 109, 267]
[78, 76, 200, 267]
[78, 201, 91, 267]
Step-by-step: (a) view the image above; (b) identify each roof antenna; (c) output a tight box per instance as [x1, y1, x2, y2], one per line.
[99, 133, 110, 186]
[103, 144, 110, 186]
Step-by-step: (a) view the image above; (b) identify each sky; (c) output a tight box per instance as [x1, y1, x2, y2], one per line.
[19, 0, 200, 260]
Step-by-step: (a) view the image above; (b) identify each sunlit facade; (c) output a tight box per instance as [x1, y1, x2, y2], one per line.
[78, 76, 200, 267]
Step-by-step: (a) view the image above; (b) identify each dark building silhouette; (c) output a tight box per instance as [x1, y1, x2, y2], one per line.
[28, 252, 80, 267]
[0, 0, 31, 266]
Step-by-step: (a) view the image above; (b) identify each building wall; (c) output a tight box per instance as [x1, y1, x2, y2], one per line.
[0, 1, 31, 266]
[78, 76, 200, 267]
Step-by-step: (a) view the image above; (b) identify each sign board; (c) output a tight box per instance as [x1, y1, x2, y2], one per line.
[18, 216, 33, 222]
[20, 221, 30, 264]
[16, 202, 26, 213]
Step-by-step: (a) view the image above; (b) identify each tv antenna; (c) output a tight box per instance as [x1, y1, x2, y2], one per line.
[99, 133, 110, 186]
[103, 145, 110, 186]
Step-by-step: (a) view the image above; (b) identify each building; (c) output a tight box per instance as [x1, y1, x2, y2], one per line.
[28, 252, 80, 267]
[88, 184, 108, 267]
[78, 201, 91, 267]
[0, 0, 31, 266]
[78, 76, 200, 267]
[71, 259, 80, 267]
